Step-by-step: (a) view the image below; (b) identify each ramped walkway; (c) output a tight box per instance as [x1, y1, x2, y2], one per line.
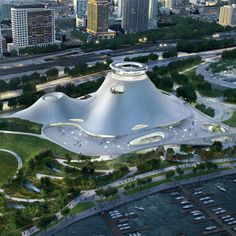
[0, 148, 23, 175]
[40, 169, 236, 236]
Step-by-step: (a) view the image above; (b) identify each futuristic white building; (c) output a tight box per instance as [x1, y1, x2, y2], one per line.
[14, 62, 191, 137]
[13, 62, 234, 156]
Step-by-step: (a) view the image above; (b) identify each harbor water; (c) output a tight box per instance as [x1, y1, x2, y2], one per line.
[56, 175, 236, 236]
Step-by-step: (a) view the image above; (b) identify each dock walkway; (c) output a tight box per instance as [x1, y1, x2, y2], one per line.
[181, 187, 236, 236]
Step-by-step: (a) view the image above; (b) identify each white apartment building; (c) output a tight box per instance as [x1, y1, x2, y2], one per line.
[10, 4, 56, 53]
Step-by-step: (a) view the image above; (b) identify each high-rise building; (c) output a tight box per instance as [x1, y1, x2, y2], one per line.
[164, 0, 175, 9]
[122, 0, 149, 33]
[148, 0, 158, 29]
[87, 0, 115, 40]
[219, 4, 236, 26]
[115, 0, 122, 17]
[0, 3, 15, 20]
[74, 0, 87, 28]
[10, 4, 56, 53]
[0, 26, 3, 57]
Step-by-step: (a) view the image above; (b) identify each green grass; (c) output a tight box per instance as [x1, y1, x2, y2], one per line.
[0, 134, 76, 164]
[70, 202, 95, 214]
[0, 151, 18, 186]
[97, 195, 119, 203]
[223, 111, 236, 127]
[123, 167, 231, 196]
[0, 118, 43, 134]
[174, 168, 229, 181]
[123, 179, 170, 196]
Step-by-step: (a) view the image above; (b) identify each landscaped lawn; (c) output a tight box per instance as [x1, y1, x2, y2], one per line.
[224, 111, 236, 127]
[70, 202, 95, 214]
[0, 151, 18, 186]
[0, 133, 76, 164]
[0, 118, 43, 134]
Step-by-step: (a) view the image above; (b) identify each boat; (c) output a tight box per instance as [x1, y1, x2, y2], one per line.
[221, 215, 231, 220]
[193, 191, 203, 195]
[233, 179, 236, 183]
[205, 226, 217, 231]
[199, 197, 210, 201]
[212, 207, 222, 212]
[191, 210, 200, 214]
[193, 212, 202, 216]
[180, 200, 189, 205]
[216, 185, 226, 192]
[170, 192, 180, 196]
[118, 223, 129, 227]
[195, 216, 206, 220]
[228, 220, 236, 225]
[175, 196, 184, 200]
[125, 212, 135, 216]
[134, 206, 144, 211]
[183, 204, 193, 209]
[203, 200, 214, 205]
[224, 217, 235, 223]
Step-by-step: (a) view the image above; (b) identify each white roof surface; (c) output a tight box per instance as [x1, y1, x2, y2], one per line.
[13, 62, 191, 137]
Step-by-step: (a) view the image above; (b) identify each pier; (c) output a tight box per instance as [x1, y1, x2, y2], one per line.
[101, 210, 149, 236]
[101, 212, 123, 236]
[180, 187, 236, 236]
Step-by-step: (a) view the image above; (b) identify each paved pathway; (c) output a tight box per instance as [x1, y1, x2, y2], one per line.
[0, 148, 23, 176]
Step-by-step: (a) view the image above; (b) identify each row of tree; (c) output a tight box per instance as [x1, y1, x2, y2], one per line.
[0, 69, 59, 92]
[81, 16, 232, 51]
[177, 38, 235, 53]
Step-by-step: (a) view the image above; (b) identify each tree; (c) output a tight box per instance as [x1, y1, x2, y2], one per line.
[8, 98, 18, 109]
[211, 141, 223, 152]
[176, 84, 197, 103]
[176, 167, 184, 175]
[46, 68, 59, 80]
[61, 207, 70, 216]
[165, 170, 175, 178]
[22, 82, 36, 93]
[0, 101, 3, 111]
[0, 80, 8, 92]
[37, 215, 57, 229]
[9, 77, 21, 90]
[65, 154, 72, 163]
[162, 50, 178, 59]
[166, 148, 175, 160]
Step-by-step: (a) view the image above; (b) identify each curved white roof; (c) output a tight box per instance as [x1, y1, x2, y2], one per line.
[12, 92, 87, 124]
[13, 62, 191, 137]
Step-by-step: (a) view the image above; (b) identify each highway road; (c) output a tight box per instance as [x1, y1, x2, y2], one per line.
[0, 53, 109, 76]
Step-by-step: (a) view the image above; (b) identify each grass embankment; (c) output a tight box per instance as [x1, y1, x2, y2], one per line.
[97, 195, 119, 203]
[123, 168, 230, 196]
[0, 118, 43, 134]
[0, 151, 18, 186]
[223, 111, 236, 127]
[70, 202, 95, 214]
[0, 134, 76, 164]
